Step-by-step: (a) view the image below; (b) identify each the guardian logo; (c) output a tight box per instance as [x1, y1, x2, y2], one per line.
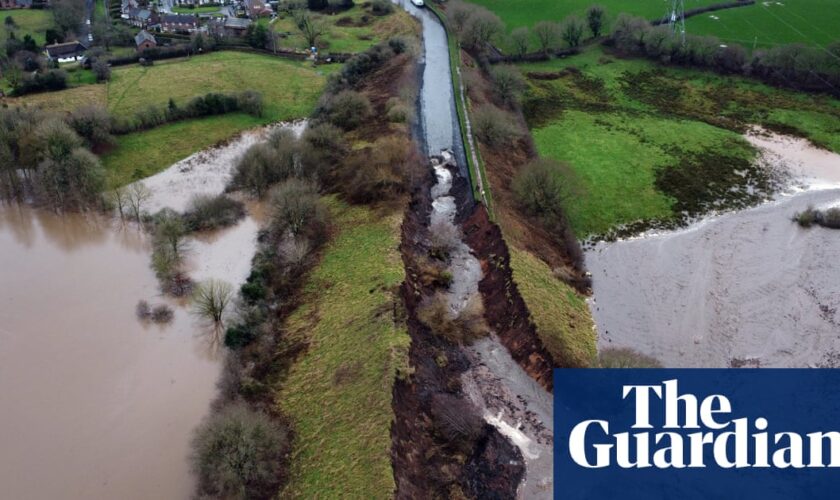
[568, 379, 840, 469]
[555, 369, 840, 500]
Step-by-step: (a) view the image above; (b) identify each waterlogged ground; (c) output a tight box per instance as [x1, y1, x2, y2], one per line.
[588, 132, 840, 368]
[0, 122, 298, 499]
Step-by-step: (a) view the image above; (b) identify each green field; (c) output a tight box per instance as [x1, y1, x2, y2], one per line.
[271, 5, 417, 54]
[277, 199, 408, 498]
[106, 51, 329, 120]
[100, 113, 265, 187]
[467, 0, 718, 31]
[687, 0, 840, 48]
[467, 0, 838, 47]
[171, 5, 220, 14]
[0, 8, 54, 45]
[519, 47, 840, 236]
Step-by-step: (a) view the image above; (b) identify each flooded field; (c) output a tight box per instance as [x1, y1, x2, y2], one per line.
[588, 131, 840, 368]
[0, 123, 297, 499]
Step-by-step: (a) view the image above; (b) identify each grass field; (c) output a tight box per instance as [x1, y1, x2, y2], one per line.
[686, 0, 840, 48]
[0, 8, 54, 45]
[271, 5, 417, 54]
[509, 247, 595, 366]
[106, 51, 329, 120]
[277, 198, 408, 499]
[100, 113, 265, 187]
[519, 47, 840, 236]
[467, 0, 719, 31]
[171, 6, 220, 14]
[467, 0, 837, 48]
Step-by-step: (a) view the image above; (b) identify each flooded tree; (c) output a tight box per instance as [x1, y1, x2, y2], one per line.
[153, 209, 187, 259]
[126, 182, 151, 223]
[192, 279, 234, 327]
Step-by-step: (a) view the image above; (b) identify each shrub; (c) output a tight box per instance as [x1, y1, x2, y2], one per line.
[224, 323, 258, 349]
[794, 206, 840, 229]
[267, 179, 328, 246]
[92, 60, 111, 82]
[151, 304, 175, 323]
[586, 5, 606, 38]
[417, 292, 489, 344]
[561, 15, 585, 48]
[191, 403, 290, 499]
[371, 0, 393, 15]
[489, 65, 525, 106]
[342, 135, 412, 203]
[182, 194, 246, 232]
[13, 69, 68, 95]
[472, 105, 522, 148]
[136, 300, 152, 320]
[229, 141, 297, 197]
[599, 347, 663, 368]
[513, 158, 577, 218]
[66, 106, 113, 148]
[320, 90, 372, 130]
[152, 208, 188, 260]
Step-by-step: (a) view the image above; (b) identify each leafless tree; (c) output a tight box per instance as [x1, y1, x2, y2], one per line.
[192, 279, 234, 327]
[127, 182, 151, 223]
[533, 21, 562, 54]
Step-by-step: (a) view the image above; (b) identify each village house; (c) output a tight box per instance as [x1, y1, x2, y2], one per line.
[244, 0, 272, 18]
[127, 7, 156, 28]
[160, 14, 200, 33]
[0, 0, 33, 8]
[134, 30, 157, 52]
[208, 16, 251, 38]
[120, 0, 139, 19]
[44, 41, 87, 63]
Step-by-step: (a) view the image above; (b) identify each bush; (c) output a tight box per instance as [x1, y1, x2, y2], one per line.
[267, 179, 328, 246]
[371, 0, 393, 15]
[599, 347, 663, 368]
[92, 60, 111, 82]
[14, 69, 68, 95]
[229, 138, 299, 197]
[224, 323, 258, 349]
[191, 403, 290, 499]
[320, 90, 372, 130]
[151, 304, 175, 323]
[472, 105, 522, 148]
[489, 65, 525, 106]
[417, 292, 489, 344]
[794, 206, 840, 230]
[512, 158, 575, 218]
[66, 106, 113, 148]
[182, 194, 246, 232]
[342, 136, 412, 203]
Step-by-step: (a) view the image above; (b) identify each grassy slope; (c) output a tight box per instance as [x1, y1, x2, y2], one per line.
[519, 47, 840, 236]
[106, 52, 329, 120]
[0, 8, 53, 45]
[277, 198, 408, 498]
[509, 247, 595, 366]
[271, 5, 416, 54]
[100, 113, 264, 187]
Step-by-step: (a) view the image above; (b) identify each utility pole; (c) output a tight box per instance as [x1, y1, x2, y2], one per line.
[668, 0, 686, 46]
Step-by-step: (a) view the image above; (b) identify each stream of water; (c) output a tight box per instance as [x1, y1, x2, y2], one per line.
[0, 122, 301, 499]
[588, 131, 840, 368]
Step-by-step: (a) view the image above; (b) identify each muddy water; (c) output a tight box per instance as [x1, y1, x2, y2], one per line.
[0, 122, 300, 499]
[0, 206, 219, 500]
[588, 133, 840, 368]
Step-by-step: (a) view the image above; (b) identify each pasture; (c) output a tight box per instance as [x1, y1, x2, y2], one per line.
[519, 47, 840, 237]
[466, 0, 837, 48]
[0, 8, 53, 45]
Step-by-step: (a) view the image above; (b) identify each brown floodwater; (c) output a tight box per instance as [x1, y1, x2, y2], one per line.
[0, 205, 222, 499]
[0, 122, 298, 499]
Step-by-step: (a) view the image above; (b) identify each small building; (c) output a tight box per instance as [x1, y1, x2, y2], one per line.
[244, 0, 272, 18]
[209, 16, 251, 38]
[45, 41, 87, 63]
[160, 14, 200, 33]
[127, 7, 155, 28]
[134, 30, 157, 51]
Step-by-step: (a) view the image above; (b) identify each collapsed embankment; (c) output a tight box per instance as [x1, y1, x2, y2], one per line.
[391, 177, 525, 499]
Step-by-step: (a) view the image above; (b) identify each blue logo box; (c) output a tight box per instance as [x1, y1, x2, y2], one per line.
[554, 369, 840, 499]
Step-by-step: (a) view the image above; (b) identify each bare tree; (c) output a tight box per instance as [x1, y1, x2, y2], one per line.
[292, 9, 324, 49]
[561, 15, 586, 48]
[510, 26, 531, 58]
[153, 209, 187, 259]
[127, 182, 151, 223]
[586, 5, 606, 38]
[192, 279, 234, 327]
[111, 186, 128, 220]
[461, 8, 504, 52]
[533, 21, 561, 54]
